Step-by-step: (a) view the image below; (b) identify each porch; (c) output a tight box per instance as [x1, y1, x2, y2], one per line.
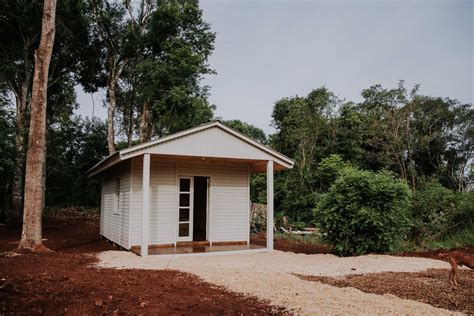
[131, 241, 267, 256]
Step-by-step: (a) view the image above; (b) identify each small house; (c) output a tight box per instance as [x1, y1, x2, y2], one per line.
[87, 121, 294, 256]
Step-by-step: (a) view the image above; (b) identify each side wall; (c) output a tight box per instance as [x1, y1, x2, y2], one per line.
[100, 161, 131, 249]
[129, 156, 250, 246]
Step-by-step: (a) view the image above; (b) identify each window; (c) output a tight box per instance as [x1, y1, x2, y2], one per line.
[178, 178, 192, 238]
[114, 178, 121, 214]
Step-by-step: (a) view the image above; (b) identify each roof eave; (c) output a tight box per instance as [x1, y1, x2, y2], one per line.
[86, 151, 121, 177]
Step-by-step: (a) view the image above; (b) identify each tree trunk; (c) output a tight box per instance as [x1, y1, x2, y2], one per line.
[139, 100, 152, 143]
[11, 70, 32, 216]
[124, 101, 134, 147]
[106, 59, 127, 154]
[18, 0, 57, 252]
[107, 72, 117, 155]
[12, 106, 27, 216]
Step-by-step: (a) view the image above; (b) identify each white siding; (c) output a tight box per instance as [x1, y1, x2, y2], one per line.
[150, 159, 177, 244]
[100, 164, 131, 249]
[122, 127, 278, 163]
[210, 164, 250, 242]
[129, 158, 251, 246]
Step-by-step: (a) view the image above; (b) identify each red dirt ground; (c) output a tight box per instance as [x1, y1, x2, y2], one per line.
[250, 232, 331, 254]
[0, 217, 287, 315]
[298, 268, 474, 314]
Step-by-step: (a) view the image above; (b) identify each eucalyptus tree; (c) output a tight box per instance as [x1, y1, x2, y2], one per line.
[120, 0, 216, 143]
[18, 0, 57, 251]
[0, 0, 91, 214]
[87, 0, 136, 154]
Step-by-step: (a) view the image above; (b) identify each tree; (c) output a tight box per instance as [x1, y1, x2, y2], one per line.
[127, 0, 215, 141]
[0, 0, 92, 215]
[46, 116, 107, 207]
[0, 95, 15, 218]
[86, 0, 215, 152]
[223, 119, 267, 144]
[87, 0, 132, 154]
[18, 0, 57, 251]
[271, 88, 339, 221]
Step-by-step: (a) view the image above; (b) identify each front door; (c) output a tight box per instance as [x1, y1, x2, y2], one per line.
[178, 177, 193, 241]
[193, 176, 209, 241]
[177, 176, 209, 242]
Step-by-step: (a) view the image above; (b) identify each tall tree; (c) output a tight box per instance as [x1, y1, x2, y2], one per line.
[0, 0, 92, 215]
[88, 0, 131, 154]
[271, 88, 339, 221]
[121, 0, 216, 143]
[18, 0, 57, 251]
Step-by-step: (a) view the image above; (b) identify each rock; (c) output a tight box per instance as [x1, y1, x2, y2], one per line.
[95, 298, 103, 307]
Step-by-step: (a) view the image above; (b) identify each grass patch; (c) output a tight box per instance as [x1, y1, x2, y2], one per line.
[392, 227, 474, 253]
[422, 228, 474, 250]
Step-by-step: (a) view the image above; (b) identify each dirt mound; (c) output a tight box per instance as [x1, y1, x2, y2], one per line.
[298, 268, 473, 314]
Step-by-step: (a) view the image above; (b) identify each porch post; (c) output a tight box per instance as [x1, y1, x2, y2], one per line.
[266, 160, 274, 251]
[141, 153, 150, 257]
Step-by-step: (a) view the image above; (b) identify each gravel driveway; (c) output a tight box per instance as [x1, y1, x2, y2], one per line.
[97, 250, 458, 315]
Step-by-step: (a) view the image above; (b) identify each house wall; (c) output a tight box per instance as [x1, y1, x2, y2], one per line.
[129, 156, 250, 246]
[100, 161, 131, 249]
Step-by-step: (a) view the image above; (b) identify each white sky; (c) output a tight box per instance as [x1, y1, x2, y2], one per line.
[75, 0, 473, 135]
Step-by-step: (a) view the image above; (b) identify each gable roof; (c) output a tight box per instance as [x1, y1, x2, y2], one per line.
[87, 121, 294, 176]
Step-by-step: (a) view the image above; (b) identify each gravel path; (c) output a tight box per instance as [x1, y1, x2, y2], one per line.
[97, 250, 459, 315]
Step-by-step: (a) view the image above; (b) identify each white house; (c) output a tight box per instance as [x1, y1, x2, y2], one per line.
[87, 121, 294, 256]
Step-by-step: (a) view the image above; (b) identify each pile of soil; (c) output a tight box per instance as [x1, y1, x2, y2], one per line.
[0, 217, 286, 315]
[298, 268, 474, 314]
[250, 232, 331, 254]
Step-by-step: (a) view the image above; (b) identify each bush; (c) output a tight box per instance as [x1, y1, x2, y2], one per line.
[314, 167, 412, 255]
[316, 154, 351, 191]
[411, 180, 458, 241]
[453, 191, 474, 232]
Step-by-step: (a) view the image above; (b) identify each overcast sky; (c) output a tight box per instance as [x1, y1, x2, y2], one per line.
[75, 0, 473, 135]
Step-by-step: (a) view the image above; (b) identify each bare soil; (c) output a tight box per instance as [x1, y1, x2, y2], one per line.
[0, 216, 286, 315]
[298, 269, 474, 314]
[250, 232, 331, 254]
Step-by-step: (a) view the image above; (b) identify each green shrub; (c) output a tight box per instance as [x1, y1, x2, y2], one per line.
[453, 191, 474, 232]
[316, 154, 350, 191]
[411, 180, 458, 240]
[314, 167, 412, 255]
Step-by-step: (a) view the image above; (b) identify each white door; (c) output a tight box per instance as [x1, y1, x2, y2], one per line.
[178, 177, 193, 242]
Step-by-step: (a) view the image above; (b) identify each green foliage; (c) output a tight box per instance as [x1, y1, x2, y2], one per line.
[314, 167, 412, 255]
[0, 102, 15, 213]
[223, 120, 267, 144]
[272, 88, 339, 222]
[271, 83, 472, 231]
[46, 117, 108, 207]
[116, 0, 216, 139]
[454, 191, 474, 233]
[411, 180, 458, 241]
[316, 155, 350, 191]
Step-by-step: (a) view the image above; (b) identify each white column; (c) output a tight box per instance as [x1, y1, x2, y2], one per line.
[141, 153, 150, 257]
[266, 160, 274, 251]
